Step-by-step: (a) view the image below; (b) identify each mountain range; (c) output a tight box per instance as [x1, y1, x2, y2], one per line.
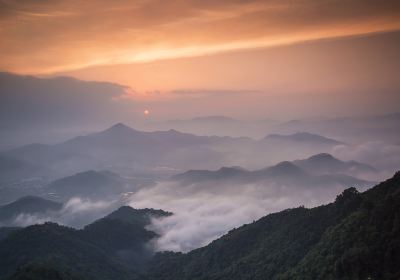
[3, 123, 242, 178]
[0, 172, 398, 279]
[264, 132, 344, 146]
[46, 170, 144, 201]
[171, 153, 375, 189]
[293, 153, 377, 177]
[1, 123, 346, 180]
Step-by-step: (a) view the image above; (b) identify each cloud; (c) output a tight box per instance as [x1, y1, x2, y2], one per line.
[8, 197, 119, 228]
[129, 179, 350, 252]
[1, 0, 399, 73]
[0, 72, 134, 149]
[332, 142, 400, 179]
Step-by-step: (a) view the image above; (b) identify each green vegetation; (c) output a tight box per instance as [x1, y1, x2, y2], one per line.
[147, 172, 400, 280]
[0, 206, 170, 280]
[1, 173, 399, 280]
[104, 206, 172, 228]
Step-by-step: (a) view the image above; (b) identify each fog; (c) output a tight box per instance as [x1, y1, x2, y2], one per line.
[0, 71, 399, 254]
[332, 142, 400, 181]
[128, 172, 372, 252]
[5, 197, 119, 229]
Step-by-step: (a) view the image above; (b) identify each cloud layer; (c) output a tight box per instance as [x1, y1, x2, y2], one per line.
[129, 178, 357, 252]
[1, 0, 399, 73]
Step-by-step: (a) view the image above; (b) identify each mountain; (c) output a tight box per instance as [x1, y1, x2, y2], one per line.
[4, 123, 245, 177]
[190, 116, 239, 123]
[171, 166, 248, 183]
[105, 206, 172, 228]
[0, 196, 62, 225]
[0, 174, 398, 279]
[147, 172, 400, 280]
[145, 116, 273, 138]
[0, 223, 137, 280]
[80, 206, 172, 265]
[46, 170, 130, 200]
[171, 160, 373, 190]
[264, 132, 344, 146]
[0, 155, 46, 182]
[254, 161, 307, 178]
[3, 124, 356, 180]
[0, 206, 169, 279]
[273, 113, 400, 144]
[293, 153, 378, 178]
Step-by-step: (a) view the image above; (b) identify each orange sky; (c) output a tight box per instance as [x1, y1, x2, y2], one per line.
[1, 0, 400, 75]
[1, 0, 400, 119]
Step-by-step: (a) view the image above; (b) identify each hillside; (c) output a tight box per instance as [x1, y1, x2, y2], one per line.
[293, 153, 377, 178]
[147, 172, 400, 280]
[0, 173, 398, 279]
[0, 196, 62, 224]
[0, 206, 168, 279]
[46, 170, 127, 200]
[0, 156, 46, 183]
[105, 206, 172, 228]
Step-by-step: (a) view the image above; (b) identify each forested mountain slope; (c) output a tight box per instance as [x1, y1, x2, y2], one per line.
[147, 172, 400, 280]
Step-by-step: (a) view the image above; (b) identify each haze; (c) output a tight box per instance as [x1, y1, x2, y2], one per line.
[0, 0, 400, 269]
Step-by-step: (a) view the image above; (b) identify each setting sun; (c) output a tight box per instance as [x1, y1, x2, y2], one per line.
[144, 109, 150, 116]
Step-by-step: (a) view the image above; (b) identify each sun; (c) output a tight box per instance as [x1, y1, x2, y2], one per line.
[144, 109, 150, 116]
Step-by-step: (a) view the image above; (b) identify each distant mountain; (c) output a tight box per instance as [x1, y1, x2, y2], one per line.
[171, 166, 248, 183]
[293, 153, 378, 178]
[274, 113, 400, 144]
[171, 160, 373, 190]
[190, 116, 239, 123]
[147, 172, 400, 280]
[144, 115, 278, 138]
[46, 170, 129, 200]
[4, 123, 244, 177]
[0, 196, 62, 224]
[3, 124, 358, 180]
[254, 161, 307, 178]
[0, 155, 46, 182]
[264, 132, 344, 146]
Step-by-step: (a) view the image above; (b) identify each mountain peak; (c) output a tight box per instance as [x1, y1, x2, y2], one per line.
[264, 161, 305, 176]
[307, 153, 337, 161]
[264, 132, 343, 145]
[103, 206, 172, 227]
[107, 123, 134, 131]
[98, 123, 140, 137]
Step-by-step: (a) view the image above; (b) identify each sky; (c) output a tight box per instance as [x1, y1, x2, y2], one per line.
[0, 0, 400, 121]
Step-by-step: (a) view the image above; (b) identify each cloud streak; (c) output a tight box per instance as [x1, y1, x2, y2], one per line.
[1, 0, 399, 73]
